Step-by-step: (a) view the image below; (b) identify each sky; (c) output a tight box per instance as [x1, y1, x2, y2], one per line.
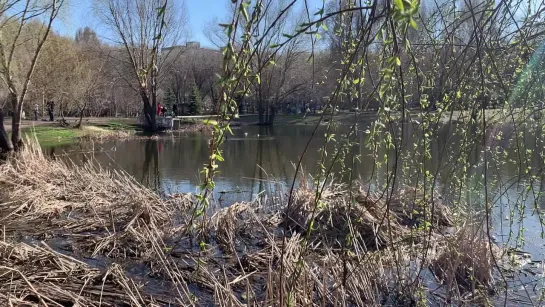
[54, 1, 229, 48]
[53, 0, 325, 49]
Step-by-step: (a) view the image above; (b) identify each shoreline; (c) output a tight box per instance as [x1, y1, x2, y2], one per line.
[3, 108, 528, 149]
[10, 118, 211, 148]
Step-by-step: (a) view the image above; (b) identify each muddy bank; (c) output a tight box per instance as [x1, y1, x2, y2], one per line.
[0, 143, 539, 306]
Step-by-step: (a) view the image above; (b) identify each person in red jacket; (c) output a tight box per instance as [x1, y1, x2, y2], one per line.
[157, 103, 162, 116]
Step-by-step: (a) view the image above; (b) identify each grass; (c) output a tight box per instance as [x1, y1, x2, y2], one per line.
[92, 119, 140, 131]
[0, 140, 515, 306]
[0, 142, 179, 305]
[18, 121, 137, 147]
[21, 126, 87, 147]
[12, 117, 211, 148]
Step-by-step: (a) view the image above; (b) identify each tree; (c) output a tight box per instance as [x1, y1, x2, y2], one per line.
[31, 34, 79, 119]
[187, 85, 203, 115]
[71, 51, 107, 128]
[0, 0, 66, 152]
[163, 87, 177, 109]
[95, 0, 188, 131]
[217, 0, 309, 125]
[162, 43, 222, 114]
[75, 26, 100, 45]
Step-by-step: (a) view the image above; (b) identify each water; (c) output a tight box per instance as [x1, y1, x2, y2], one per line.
[47, 123, 545, 256]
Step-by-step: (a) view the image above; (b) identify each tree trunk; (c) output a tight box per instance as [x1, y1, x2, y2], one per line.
[0, 109, 13, 152]
[264, 100, 270, 125]
[268, 105, 276, 126]
[10, 93, 23, 151]
[142, 94, 158, 132]
[76, 107, 85, 129]
[137, 86, 158, 132]
[143, 104, 158, 131]
[258, 101, 266, 125]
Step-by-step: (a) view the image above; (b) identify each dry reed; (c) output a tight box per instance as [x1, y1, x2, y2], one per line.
[0, 141, 506, 306]
[0, 240, 159, 306]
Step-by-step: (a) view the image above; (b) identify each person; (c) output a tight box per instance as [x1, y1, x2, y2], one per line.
[157, 103, 162, 116]
[47, 100, 54, 121]
[33, 103, 39, 121]
[161, 105, 167, 117]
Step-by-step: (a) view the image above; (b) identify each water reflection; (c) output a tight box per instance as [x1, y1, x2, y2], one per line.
[48, 122, 545, 254]
[142, 139, 160, 191]
[47, 123, 536, 199]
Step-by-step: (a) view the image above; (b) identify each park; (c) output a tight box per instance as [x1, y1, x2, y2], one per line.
[0, 0, 545, 306]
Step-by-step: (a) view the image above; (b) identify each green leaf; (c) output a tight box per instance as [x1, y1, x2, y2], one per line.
[394, 0, 404, 10]
[321, 23, 328, 31]
[226, 24, 233, 37]
[240, 5, 249, 22]
[203, 119, 218, 125]
[156, 6, 166, 16]
[395, 57, 401, 66]
[410, 18, 418, 30]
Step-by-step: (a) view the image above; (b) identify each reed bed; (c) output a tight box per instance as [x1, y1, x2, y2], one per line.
[0, 240, 159, 306]
[0, 142, 508, 306]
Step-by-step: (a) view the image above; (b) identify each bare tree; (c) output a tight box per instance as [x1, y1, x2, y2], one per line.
[162, 43, 222, 113]
[95, 0, 188, 131]
[226, 0, 309, 125]
[30, 34, 79, 119]
[71, 45, 108, 128]
[0, 0, 66, 152]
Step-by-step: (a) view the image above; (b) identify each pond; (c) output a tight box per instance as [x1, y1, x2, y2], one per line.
[47, 122, 545, 260]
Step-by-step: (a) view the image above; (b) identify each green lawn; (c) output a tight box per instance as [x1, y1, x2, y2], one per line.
[20, 126, 87, 147]
[90, 119, 140, 131]
[19, 121, 138, 148]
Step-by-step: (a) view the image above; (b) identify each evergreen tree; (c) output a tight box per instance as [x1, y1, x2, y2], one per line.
[188, 85, 203, 115]
[163, 88, 177, 109]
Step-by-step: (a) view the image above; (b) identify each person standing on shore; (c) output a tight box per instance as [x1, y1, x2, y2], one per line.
[33, 103, 39, 121]
[157, 103, 162, 116]
[47, 100, 54, 121]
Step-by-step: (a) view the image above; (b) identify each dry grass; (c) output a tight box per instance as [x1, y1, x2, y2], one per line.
[0, 141, 505, 306]
[0, 240, 158, 306]
[283, 185, 454, 251]
[0, 141, 198, 305]
[0, 141, 188, 259]
[431, 226, 500, 299]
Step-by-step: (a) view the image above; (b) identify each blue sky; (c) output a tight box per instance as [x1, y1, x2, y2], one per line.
[53, 0, 325, 49]
[54, 1, 229, 48]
